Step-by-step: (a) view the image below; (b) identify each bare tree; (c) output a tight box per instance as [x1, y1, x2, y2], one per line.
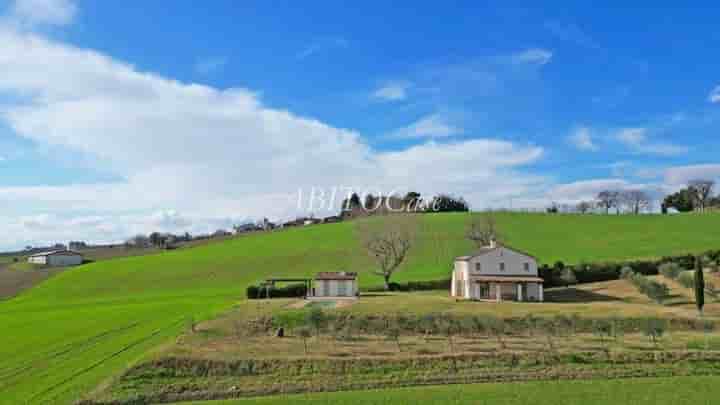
[357, 215, 417, 290]
[576, 201, 593, 214]
[688, 180, 715, 213]
[621, 190, 651, 214]
[466, 215, 502, 248]
[596, 191, 620, 214]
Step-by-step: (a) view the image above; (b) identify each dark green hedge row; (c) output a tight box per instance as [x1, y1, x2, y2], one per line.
[366, 279, 452, 292]
[247, 283, 307, 299]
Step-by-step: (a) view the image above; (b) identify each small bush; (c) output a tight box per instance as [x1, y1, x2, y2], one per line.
[677, 271, 695, 289]
[620, 266, 634, 279]
[659, 262, 682, 279]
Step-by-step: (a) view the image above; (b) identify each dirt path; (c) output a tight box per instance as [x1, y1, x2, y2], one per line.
[0, 263, 65, 300]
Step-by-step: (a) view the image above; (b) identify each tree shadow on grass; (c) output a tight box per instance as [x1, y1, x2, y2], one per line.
[360, 293, 397, 298]
[545, 287, 622, 303]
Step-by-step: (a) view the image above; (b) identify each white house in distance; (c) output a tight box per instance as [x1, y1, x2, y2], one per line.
[451, 242, 544, 302]
[27, 250, 84, 267]
[310, 272, 358, 299]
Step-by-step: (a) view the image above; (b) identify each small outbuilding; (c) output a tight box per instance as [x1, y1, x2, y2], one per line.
[27, 250, 84, 267]
[310, 271, 358, 299]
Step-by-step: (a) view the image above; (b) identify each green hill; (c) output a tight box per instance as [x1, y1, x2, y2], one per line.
[2, 212, 720, 404]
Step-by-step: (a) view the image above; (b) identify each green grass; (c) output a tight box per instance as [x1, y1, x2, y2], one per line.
[2, 212, 720, 404]
[184, 376, 720, 405]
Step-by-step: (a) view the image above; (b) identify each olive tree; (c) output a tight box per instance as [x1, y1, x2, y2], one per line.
[296, 326, 312, 355]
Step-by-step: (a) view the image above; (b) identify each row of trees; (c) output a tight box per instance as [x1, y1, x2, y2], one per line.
[663, 180, 717, 213]
[342, 191, 469, 218]
[545, 179, 717, 215]
[254, 308, 681, 355]
[125, 231, 193, 249]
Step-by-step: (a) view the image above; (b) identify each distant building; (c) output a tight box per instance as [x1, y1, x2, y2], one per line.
[310, 272, 358, 299]
[27, 250, 84, 267]
[233, 223, 259, 234]
[322, 216, 342, 223]
[68, 241, 88, 250]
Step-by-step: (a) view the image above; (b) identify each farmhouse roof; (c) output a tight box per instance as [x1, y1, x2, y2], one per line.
[28, 250, 83, 258]
[470, 275, 544, 283]
[454, 244, 537, 261]
[315, 271, 358, 281]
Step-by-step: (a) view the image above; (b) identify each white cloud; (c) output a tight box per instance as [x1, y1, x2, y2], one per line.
[709, 86, 720, 103]
[511, 48, 553, 66]
[7, 0, 77, 26]
[0, 27, 545, 250]
[663, 164, 720, 186]
[297, 37, 348, 59]
[614, 127, 688, 156]
[547, 178, 663, 206]
[194, 57, 227, 75]
[389, 114, 463, 139]
[372, 81, 411, 101]
[567, 127, 597, 151]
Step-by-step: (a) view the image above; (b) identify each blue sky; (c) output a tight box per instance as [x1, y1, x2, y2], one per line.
[0, 0, 719, 250]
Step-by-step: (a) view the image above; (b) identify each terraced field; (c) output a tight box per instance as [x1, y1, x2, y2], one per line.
[2, 212, 720, 403]
[183, 376, 720, 405]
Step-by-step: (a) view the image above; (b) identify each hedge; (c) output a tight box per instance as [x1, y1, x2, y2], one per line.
[247, 283, 307, 299]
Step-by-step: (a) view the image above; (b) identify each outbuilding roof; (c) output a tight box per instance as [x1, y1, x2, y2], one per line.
[315, 271, 357, 281]
[28, 250, 83, 258]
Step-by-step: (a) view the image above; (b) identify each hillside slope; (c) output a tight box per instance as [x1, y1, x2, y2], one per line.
[2, 212, 720, 403]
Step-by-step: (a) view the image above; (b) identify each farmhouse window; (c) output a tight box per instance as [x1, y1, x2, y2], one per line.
[323, 281, 331, 296]
[475, 263, 482, 272]
[338, 281, 347, 296]
[524, 263, 530, 271]
[499, 262, 505, 271]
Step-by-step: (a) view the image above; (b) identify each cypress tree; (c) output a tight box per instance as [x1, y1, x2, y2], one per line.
[695, 256, 705, 316]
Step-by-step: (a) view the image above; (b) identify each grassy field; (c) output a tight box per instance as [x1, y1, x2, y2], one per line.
[183, 376, 720, 405]
[2, 212, 720, 403]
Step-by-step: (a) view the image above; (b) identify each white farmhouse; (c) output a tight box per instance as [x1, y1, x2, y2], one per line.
[310, 272, 358, 299]
[451, 242, 544, 302]
[27, 250, 84, 267]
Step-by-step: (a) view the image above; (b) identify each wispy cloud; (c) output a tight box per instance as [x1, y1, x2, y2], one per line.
[511, 48, 553, 66]
[297, 37, 348, 59]
[372, 81, 412, 102]
[544, 21, 600, 50]
[709, 85, 720, 103]
[194, 57, 227, 75]
[567, 127, 597, 151]
[7, 0, 77, 27]
[389, 114, 463, 139]
[614, 128, 688, 156]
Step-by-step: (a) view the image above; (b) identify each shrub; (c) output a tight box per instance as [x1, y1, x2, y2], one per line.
[677, 271, 695, 289]
[627, 272, 670, 304]
[620, 266, 634, 279]
[659, 262, 682, 279]
[560, 268, 577, 287]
